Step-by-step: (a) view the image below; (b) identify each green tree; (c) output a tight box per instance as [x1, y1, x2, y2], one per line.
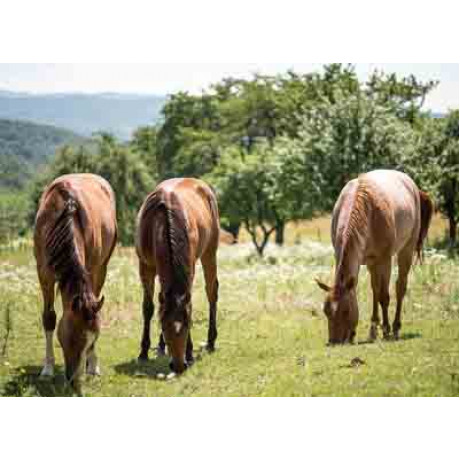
[404, 110, 459, 245]
[208, 142, 294, 256]
[30, 136, 154, 245]
[280, 93, 417, 215]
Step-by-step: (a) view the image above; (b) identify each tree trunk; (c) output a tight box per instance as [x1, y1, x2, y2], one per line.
[275, 220, 285, 246]
[448, 215, 458, 246]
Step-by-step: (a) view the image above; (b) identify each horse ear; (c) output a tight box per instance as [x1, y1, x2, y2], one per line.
[315, 279, 331, 293]
[94, 296, 105, 314]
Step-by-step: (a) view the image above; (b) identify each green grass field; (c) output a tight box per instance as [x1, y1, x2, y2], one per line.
[0, 217, 458, 397]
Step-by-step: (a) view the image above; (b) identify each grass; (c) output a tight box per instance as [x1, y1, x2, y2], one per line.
[0, 217, 458, 397]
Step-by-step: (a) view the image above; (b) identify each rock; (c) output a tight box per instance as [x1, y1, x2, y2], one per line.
[350, 357, 366, 368]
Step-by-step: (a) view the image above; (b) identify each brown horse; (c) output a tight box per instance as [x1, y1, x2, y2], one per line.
[316, 170, 433, 344]
[34, 174, 117, 389]
[136, 178, 220, 374]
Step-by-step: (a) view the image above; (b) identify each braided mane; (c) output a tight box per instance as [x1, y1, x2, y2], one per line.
[45, 186, 91, 298]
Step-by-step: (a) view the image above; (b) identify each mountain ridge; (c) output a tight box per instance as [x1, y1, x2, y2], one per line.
[0, 90, 167, 139]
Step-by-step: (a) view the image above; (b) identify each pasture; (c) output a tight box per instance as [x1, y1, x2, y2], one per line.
[0, 217, 458, 397]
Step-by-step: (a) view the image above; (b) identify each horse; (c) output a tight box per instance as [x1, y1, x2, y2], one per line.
[34, 174, 117, 390]
[316, 170, 433, 345]
[136, 178, 220, 374]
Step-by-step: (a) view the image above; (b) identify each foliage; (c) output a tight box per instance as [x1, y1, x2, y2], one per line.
[2, 65, 451, 256]
[403, 110, 459, 243]
[0, 119, 84, 189]
[0, 190, 29, 245]
[209, 143, 293, 255]
[153, 65, 438, 254]
[30, 134, 155, 245]
[281, 93, 418, 213]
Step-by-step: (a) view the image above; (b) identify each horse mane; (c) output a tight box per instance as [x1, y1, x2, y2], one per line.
[334, 178, 373, 298]
[45, 185, 91, 298]
[141, 191, 191, 311]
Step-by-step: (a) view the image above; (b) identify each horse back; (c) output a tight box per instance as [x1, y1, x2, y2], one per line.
[363, 170, 421, 255]
[35, 174, 117, 271]
[137, 178, 219, 265]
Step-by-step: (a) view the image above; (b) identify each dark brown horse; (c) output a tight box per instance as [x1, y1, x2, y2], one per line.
[34, 174, 117, 390]
[316, 170, 433, 344]
[136, 178, 220, 374]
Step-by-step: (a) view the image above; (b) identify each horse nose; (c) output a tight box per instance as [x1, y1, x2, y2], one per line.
[169, 360, 188, 374]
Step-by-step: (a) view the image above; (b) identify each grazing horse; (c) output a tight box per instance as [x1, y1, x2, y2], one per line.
[316, 170, 433, 344]
[34, 174, 117, 389]
[136, 178, 220, 374]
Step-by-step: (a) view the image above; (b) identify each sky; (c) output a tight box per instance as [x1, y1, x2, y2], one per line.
[0, 63, 458, 112]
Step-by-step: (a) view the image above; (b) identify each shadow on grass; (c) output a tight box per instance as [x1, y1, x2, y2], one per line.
[114, 348, 209, 379]
[357, 331, 422, 346]
[2, 366, 75, 397]
[114, 356, 171, 379]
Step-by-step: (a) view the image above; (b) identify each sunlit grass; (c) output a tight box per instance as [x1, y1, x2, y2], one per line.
[0, 220, 457, 397]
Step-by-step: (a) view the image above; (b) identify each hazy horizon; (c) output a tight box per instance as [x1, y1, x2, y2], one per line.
[0, 63, 458, 113]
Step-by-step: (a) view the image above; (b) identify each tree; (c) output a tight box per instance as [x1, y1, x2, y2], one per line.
[30, 136, 154, 245]
[280, 93, 417, 215]
[208, 143, 293, 256]
[404, 110, 459, 245]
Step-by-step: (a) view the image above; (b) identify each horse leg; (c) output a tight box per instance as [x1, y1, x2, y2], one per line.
[86, 264, 108, 376]
[379, 260, 392, 340]
[186, 333, 194, 365]
[202, 251, 219, 352]
[157, 332, 166, 357]
[138, 262, 156, 362]
[368, 265, 381, 342]
[394, 247, 414, 340]
[38, 268, 56, 377]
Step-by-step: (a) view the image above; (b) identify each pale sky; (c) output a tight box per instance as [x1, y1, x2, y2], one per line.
[0, 63, 458, 112]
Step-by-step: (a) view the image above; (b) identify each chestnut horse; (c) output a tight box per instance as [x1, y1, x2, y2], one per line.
[34, 174, 117, 389]
[316, 170, 433, 344]
[136, 178, 220, 374]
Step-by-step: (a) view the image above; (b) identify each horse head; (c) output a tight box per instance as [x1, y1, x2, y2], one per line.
[316, 278, 358, 345]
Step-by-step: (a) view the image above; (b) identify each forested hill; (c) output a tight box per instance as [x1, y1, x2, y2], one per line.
[0, 119, 84, 189]
[0, 91, 166, 139]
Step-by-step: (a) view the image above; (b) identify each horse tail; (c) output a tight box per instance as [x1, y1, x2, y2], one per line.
[45, 186, 88, 290]
[417, 190, 434, 263]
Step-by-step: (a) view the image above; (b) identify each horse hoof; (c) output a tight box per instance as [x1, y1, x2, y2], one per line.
[156, 347, 166, 357]
[201, 342, 216, 353]
[138, 352, 149, 363]
[40, 366, 54, 378]
[87, 366, 101, 377]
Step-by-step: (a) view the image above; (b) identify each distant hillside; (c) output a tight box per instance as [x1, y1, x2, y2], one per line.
[0, 91, 166, 139]
[0, 119, 85, 189]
